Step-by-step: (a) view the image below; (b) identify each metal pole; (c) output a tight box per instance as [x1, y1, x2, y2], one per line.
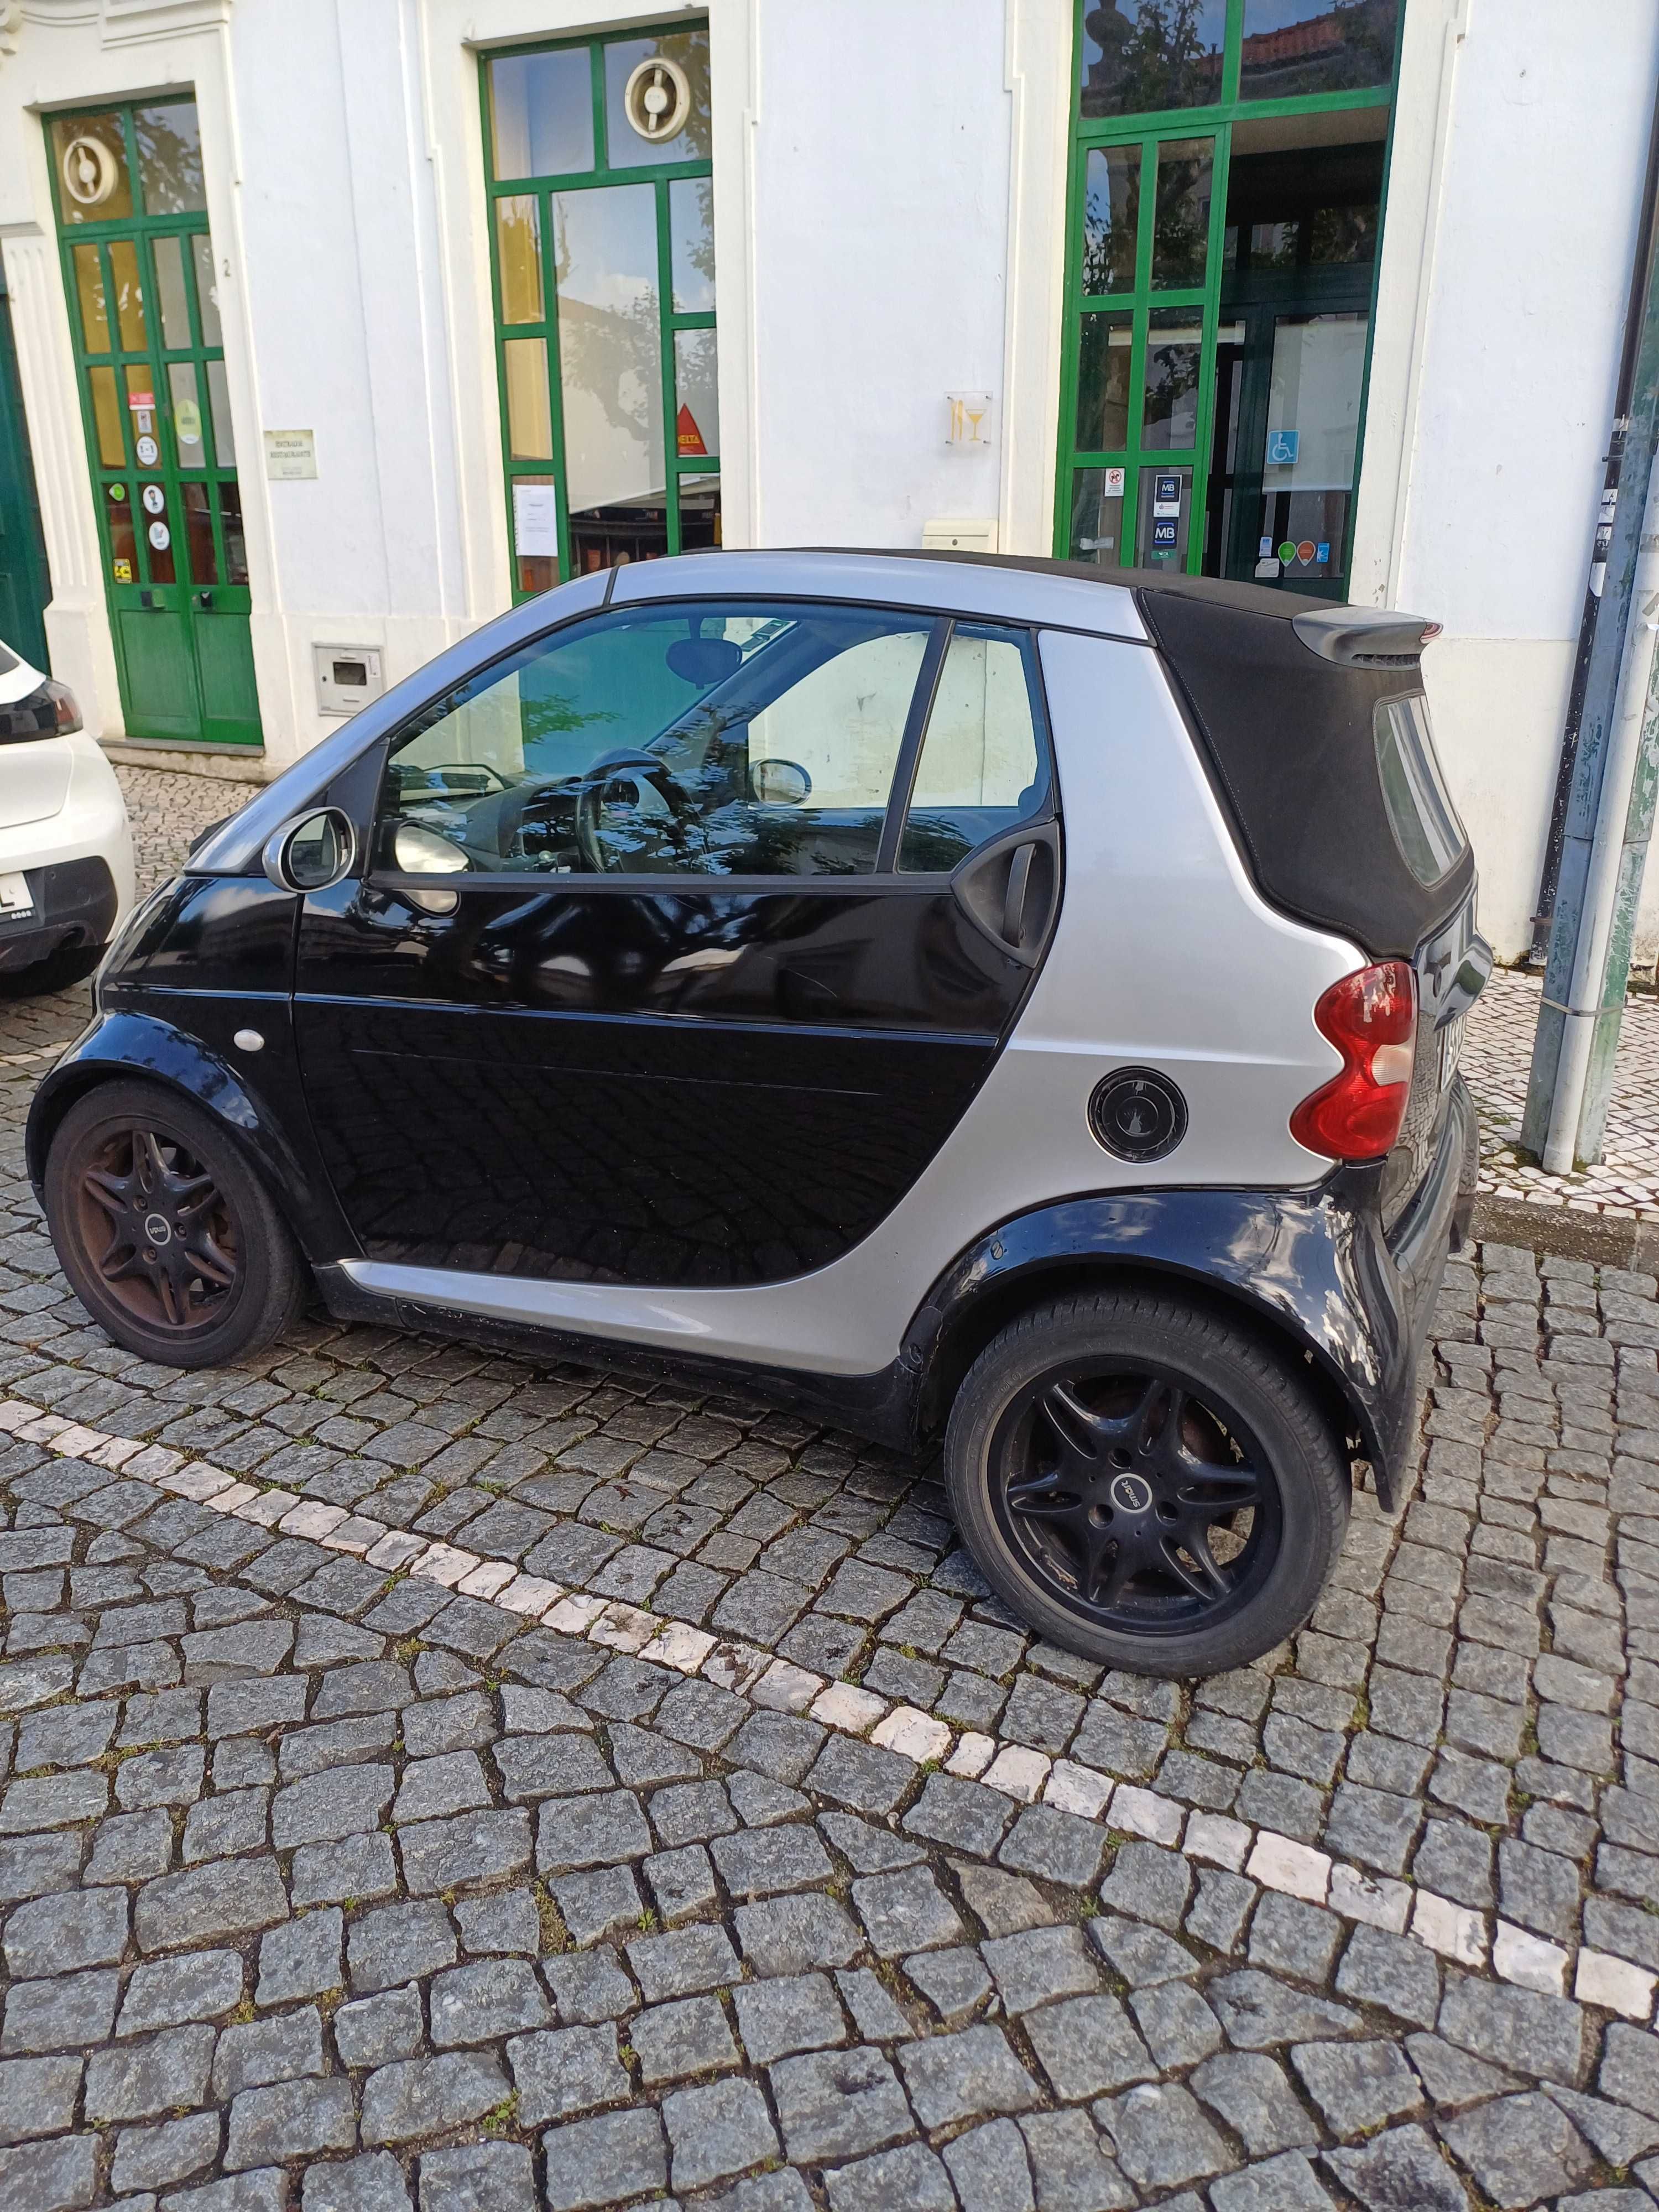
[1541, 468, 1659, 1172]
[1523, 112, 1659, 1167]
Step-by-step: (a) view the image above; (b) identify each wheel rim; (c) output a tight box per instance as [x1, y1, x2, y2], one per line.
[71, 1121, 241, 1338]
[987, 1358, 1284, 1639]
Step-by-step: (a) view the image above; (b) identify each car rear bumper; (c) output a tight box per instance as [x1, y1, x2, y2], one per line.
[0, 855, 120, 971]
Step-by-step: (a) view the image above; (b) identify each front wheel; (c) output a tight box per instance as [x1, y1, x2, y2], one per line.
[45, 1078, 305, 1369]
[944, 1289, 1350, 1678]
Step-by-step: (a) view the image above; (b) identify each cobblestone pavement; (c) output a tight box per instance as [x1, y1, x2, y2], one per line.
[7, 776, 1659, 2208]
[1466, 970, 1659, 1225]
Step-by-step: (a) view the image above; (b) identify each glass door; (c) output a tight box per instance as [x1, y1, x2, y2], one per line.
[481, 23, 718, 600]
[1066, 126, 1229, 579]
[49, 100, 259, 745]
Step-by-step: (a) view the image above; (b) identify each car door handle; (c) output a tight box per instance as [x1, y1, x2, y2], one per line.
[951, 822, 1061, 967]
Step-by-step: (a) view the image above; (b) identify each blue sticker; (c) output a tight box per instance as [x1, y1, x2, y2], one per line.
[1316, 541, 1331, 563]
[1151, 518, 1178, 548]
[1155, 472, 1183, 506]
[1258, 536, 1272, 558]
[1266, 430, 1300, 465]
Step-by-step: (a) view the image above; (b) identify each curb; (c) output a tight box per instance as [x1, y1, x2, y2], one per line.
[1473, 1194, 1659, 1271]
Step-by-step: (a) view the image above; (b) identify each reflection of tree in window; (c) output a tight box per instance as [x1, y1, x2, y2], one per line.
[1142, 332, 1201, 447]
[133, 105, 205, 215]
[1152, 144, 1211, 289]
[1081, 0, 1224, 119]
[554, 220, 661, 488]
[1082, 151, 1138, 298]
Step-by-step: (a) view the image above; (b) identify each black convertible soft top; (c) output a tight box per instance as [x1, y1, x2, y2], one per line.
[889, 549, 1474, 961]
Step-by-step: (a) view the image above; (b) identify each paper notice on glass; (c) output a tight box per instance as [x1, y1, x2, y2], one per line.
[513, 482, 560, 559]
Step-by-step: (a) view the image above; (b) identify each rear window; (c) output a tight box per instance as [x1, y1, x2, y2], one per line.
[1374, 693, 1467, 885]
[0, 643, 18, 676]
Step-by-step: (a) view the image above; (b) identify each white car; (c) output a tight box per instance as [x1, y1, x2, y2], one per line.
[0, 640, 134, 989]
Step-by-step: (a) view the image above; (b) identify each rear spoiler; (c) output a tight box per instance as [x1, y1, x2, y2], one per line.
[1292, 606, 1442, 669]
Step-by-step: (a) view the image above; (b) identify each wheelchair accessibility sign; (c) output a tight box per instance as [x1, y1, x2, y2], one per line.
[1266, 430, 1300, 466]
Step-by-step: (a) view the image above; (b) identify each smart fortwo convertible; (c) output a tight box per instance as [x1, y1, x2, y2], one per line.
[28, 551, 1488, 1676]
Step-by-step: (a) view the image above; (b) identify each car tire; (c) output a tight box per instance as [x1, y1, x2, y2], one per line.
[944, 1287, 1350, 1678]
[45, 1078, 305, 1370]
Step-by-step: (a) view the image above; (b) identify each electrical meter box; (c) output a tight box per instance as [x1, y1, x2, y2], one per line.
[314, 645, 384, 716]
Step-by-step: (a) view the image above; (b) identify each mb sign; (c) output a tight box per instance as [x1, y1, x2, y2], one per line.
[1267, 430, 1301, 466]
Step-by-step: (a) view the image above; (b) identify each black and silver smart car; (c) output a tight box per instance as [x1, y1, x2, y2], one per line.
[29, 552, 1489, 1676]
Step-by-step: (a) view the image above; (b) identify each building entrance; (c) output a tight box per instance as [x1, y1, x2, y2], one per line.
[48, 98, 259, 746]
[1058, 2, 1403, 600]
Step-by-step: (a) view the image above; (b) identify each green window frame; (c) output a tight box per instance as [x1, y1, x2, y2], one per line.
[479, 22, 717, 603]
[1055, 0, 1405, 592]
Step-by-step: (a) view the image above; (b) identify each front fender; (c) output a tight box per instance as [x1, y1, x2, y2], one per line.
[906, 1176, 1421, 1510]
[25, 1008, 356, 1265]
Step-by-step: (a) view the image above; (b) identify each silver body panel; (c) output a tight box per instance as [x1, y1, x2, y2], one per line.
[344, 623, 1363, 1375]
[609, 547, 1149, 641]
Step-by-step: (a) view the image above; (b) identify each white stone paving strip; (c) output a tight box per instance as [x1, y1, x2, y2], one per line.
[3, 1389, 1644, 2026]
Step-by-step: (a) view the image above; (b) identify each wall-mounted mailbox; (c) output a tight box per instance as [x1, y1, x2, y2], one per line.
[314, 645, 384, 716]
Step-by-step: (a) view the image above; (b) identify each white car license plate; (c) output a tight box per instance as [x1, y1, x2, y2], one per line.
[0, 872, 34, 921]
[1438, 1010, 1465, 1089]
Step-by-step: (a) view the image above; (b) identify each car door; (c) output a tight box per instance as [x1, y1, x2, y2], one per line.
[291, 592, 1061, 1288]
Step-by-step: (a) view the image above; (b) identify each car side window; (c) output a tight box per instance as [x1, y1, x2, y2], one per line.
[375, 601, 937, 880]
[898, 622, 1048, 872]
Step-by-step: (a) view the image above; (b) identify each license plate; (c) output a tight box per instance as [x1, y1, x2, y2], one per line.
[0, 872, 33, 921]
[1438, 1010, 1465, 1089]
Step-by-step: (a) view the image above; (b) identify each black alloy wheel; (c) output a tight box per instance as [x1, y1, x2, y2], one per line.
[946, 1288, 1349, 1676]
[989, 1363, 1280, 1636]
[45, 1079, 304, 1368]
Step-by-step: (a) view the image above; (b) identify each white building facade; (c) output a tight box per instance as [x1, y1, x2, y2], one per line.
[0, 0, 1654, 969]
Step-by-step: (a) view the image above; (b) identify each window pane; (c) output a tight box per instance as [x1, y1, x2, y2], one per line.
[169, 362, 206, 468]
[51, 113, 133, 224]
[604, 29, 711, 168]
[220, 480, 248, 585]
[153, 234, 192, 347]
[1240, 0, 1401, 100]
[1082, 147, 1139, 296]
[675, 330, 718, 460]
[669, 177, 715, 311]
[495, 196, 544, 323]
[1136, 462, 1192, 568]
[1152, 139, 1212, 288]
[1069, 467, 1125, 566]
[1081, 0, 1227, 117]
[206, 358, 236, 467]
[510, 472, 560, 596]
[109, 239, 148, 352]
[192, 236, 222, 346]
[488, 48, 594, 180]
[134, 102, 205, 214]
[89, 367, 125, 467]
[1308, 203, 1377, 265]
[1141, 313, 1202, 448]
[1374, 696, 1466, 884]
[553, 184, 663, 537]
[1251, 310, 1366, 583]
[900, 625, 1045, 872]
[378, 603, 930, 879]
[144, 484, 176, 583]
[182, 481, 218, 586]
[106, 482, 137, 581]
[72, 246, 109, 352]
[503, 338, 554, 460]
[679, 472, 721, 552]
[1076, 312, 1132, 453]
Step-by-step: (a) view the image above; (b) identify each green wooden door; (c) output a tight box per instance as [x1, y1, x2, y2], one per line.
[0, 267, 51, 671]
[48, 100, 260, 746]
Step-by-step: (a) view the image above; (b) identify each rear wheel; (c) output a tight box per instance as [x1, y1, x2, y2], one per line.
[944, 1288, 1349, 1677]
[45, 1079, 304, 1369]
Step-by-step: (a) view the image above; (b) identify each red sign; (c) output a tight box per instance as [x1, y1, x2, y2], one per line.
[128, 390, 155, 410]
[676, 403, 707, 458]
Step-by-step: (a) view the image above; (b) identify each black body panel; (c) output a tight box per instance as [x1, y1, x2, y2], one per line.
[1136, 587, 1474, 959]
[293, 878, 1031, 1285]
[0, 854, 118, 971]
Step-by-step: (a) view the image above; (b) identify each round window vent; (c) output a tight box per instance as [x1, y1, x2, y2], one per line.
[1088, 1067, 1188, 1164]
[61, 135, 120, 208]
[623, 56, 692, 144]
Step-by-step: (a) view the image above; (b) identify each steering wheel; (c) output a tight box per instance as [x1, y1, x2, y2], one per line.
[575, 749, 690, 873]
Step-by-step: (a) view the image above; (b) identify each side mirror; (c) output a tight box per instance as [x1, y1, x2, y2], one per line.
[392, 821, 470, 875]
[262, 807, 357, 893]
[749, 758, 812, 805]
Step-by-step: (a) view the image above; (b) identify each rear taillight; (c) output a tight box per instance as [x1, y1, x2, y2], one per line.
[1290, 959, 1416, 1162]
[43, 679, 81, 733]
